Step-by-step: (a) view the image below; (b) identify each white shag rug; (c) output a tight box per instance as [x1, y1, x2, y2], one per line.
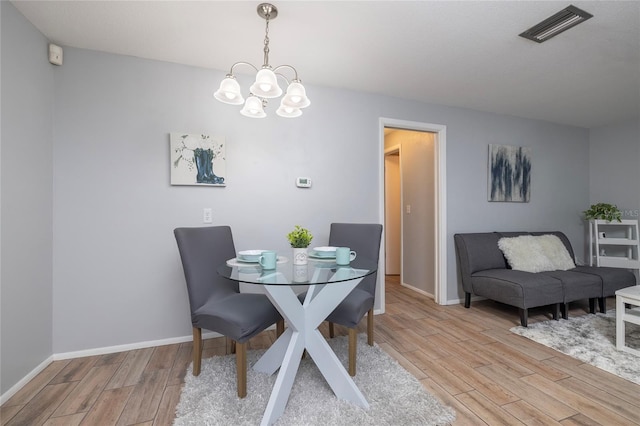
[174, 334, 455, 425]
[511, 310, 640, 385]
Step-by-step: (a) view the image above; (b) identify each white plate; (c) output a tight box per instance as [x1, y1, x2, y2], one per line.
[237, 249, 266, 262]
[226, 256, 288, 267]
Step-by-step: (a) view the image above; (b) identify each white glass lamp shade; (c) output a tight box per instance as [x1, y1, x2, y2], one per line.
[249, 68, 283, 98]
[281, 82, 310, 108]
[276, 102, 302, 118]
[240, 96, 267, 118]
[214, 77, 244, 105]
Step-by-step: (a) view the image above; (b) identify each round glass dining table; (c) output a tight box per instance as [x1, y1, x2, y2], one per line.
[218, 257, 377, 426]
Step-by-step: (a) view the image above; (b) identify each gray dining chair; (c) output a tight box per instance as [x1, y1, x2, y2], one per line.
[174, 226, 284, 398]
[325, 223, 383, 376]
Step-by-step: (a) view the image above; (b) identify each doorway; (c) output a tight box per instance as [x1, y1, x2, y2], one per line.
[376, 118, 447, 312]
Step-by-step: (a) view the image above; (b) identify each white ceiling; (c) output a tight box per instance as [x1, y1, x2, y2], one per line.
[11, 1, 640, 129]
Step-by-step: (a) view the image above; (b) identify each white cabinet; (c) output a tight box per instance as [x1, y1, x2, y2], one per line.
[589, 219, 640, 272]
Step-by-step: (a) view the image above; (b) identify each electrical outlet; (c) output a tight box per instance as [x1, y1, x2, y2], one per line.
[203, 208, 212, 224]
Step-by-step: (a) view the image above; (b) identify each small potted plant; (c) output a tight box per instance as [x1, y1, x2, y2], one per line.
[287, 225, 313, 265]
[583, 203, 622, 223]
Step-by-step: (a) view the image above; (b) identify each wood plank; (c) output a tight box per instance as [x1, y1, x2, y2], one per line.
[5, 383, 76, 426]
[376, 343, 427, 380]
[475, 365, 578, 421]
[145, 345, 179, 372]
[557, 376, 640, 424]
[3, 360, 70, 406]
[105, 348, 154, 389]
[153, 384, 183, 426]
[43, 412, 86, 426]
[116, 369, 170, 425]
[50, 357, 99, 385]
[502, 400, 563, 426]
[79, 387, 133, 425]
[52, 364, 119, 417]
[419, 377, 487, 426]
[521, 372, 638, 425]
[455, 390, 523, 425]
[167, 343, 192, 386]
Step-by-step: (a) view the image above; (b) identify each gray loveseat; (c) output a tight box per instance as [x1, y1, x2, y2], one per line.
[454, 231, 636, 326]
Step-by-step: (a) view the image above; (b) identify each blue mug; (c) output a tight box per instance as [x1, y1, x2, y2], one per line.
[335, 247, 357, 265]
[259, 251, 278, 269]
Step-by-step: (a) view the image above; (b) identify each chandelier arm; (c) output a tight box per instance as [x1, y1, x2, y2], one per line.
[272, 64, 300, 82]
[228, 61, 260, 75]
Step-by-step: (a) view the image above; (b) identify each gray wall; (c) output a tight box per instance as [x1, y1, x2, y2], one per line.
[589, 119, 640, 216]
[2, 1, 604, 396]
[1, 1, 54, 395]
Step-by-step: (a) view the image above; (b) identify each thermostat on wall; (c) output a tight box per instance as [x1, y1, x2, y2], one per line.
[296, 177, 312, 188]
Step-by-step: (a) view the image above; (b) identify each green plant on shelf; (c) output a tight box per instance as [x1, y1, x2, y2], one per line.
[583, 203, 622, 222]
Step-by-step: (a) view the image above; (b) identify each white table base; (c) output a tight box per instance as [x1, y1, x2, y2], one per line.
[253, 277, 370, 426]
[615, 285, 640, 356]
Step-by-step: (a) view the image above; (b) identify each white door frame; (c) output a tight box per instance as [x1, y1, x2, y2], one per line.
[378, 118, 447, 307]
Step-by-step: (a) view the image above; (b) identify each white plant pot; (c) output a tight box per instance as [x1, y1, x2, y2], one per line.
[293, 247, 308, 265]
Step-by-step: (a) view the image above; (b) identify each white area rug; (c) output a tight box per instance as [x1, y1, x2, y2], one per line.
[174, 334, 455, 425]
[511, 310, 640, 385]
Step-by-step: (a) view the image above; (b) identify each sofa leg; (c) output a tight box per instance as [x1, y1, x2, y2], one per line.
[464, 293, 471, 308]
[589, 298, 596, 314]
[599, 297, 606, 314]
[519, 308, 528, 327]
[552, 303, 560, 320]
[561, 303, 569, 320]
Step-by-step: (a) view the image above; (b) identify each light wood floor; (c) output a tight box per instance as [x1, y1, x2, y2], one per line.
[2, 276, 639, 425]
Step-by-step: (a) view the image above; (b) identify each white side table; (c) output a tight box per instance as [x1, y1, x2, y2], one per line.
[615, 285, 640, 356]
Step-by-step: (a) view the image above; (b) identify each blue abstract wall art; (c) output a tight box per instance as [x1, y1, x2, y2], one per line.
[488, 144, 531, 202]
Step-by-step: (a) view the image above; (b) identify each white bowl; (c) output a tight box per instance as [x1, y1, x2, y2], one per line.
[312, 246, 337, 257]
[238, 250, 265, 262]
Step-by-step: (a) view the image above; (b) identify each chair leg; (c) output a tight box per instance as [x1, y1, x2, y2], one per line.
[464, 292, 471, 308]
[561, 303, 569, 320]
[227, 337, 236, 355]
[328, 322, 335, 338]
[348, 328, 357, 376]
[367, 308, 374, 346]
[192, 327, 203, 376]
[589, 298, 596, 314]
[236, 341, 247, 398]
[276, 319, 285, 337]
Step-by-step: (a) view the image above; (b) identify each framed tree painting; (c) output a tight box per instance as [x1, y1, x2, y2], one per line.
[170, 133, 226, 186]
[488, 144, 531, 202]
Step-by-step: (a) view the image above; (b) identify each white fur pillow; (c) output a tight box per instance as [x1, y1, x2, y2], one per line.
[498, 235, 554, 273]
[536, 234, 575, 270]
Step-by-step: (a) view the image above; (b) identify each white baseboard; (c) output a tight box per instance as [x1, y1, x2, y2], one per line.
[0, 355, 53, 405]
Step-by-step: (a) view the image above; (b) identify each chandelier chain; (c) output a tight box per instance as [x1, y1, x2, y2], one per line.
[263, 14, 271, 67]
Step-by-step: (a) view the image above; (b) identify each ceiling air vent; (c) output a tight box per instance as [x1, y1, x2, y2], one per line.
[519, 5, 593, 43]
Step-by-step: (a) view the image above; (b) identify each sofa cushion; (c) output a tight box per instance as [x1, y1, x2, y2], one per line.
[572, 266, 637, 297]
[498, 235, 555, 273]
[536, 234, 575, 270]
[471, 269, 563, 308]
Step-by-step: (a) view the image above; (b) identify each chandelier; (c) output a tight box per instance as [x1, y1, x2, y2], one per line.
[214, 3, 310, 118]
